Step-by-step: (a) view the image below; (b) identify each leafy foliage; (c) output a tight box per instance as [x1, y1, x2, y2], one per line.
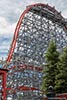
[42, 40, 59, 93]
[55, 47, 67, 93]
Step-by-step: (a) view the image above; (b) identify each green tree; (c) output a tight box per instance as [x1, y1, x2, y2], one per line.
[55, 47, 67, 93]
[42, 40, 59, 93]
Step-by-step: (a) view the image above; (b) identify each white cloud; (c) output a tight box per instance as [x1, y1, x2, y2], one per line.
[0, 16, 16, 36]
[0, 16, 16, 59]
[62, 10, 67, 18]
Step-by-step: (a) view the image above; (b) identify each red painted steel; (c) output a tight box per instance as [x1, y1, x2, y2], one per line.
[6, 3, 67, 64]
[0, 69, 8, 100]
[56, 93, 67, 99]
[2, 3, 67, 99]
[8, 65, 42, 71]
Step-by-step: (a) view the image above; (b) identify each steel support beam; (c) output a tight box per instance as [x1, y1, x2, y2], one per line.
[0, 69, 8, 100]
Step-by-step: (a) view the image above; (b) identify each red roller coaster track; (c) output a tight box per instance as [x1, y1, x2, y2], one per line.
[1, 3, 67, 100]
[6, 3, 67, 64]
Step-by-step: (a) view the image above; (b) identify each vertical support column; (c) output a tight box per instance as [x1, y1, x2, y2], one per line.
[0, 69, 8, 100]
[2, 71, 7, 100]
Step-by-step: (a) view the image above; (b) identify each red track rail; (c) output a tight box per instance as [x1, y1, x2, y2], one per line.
[6, 3, 67, 65]
[0, 69, 8, 100]
[6, 85, 44, 96]
[8, 64, 42, 71]
[7, 86, 39, 91]
[3, 3, 67, 100]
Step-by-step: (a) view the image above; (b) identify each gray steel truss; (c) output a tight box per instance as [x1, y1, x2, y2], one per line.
[6, 4, 67, 100]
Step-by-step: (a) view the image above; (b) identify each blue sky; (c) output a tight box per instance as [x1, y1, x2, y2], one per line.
[0, 0, 67, 60]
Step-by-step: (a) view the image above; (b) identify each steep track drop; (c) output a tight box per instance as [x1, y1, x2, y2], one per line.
[2, 3, 67, 100]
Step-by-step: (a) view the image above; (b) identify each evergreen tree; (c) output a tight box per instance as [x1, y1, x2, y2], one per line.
[55, 47, 67, 93]
[42, 40, 59, 93]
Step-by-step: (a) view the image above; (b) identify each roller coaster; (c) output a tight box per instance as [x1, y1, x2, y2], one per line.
[0, 3, 67, 100]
